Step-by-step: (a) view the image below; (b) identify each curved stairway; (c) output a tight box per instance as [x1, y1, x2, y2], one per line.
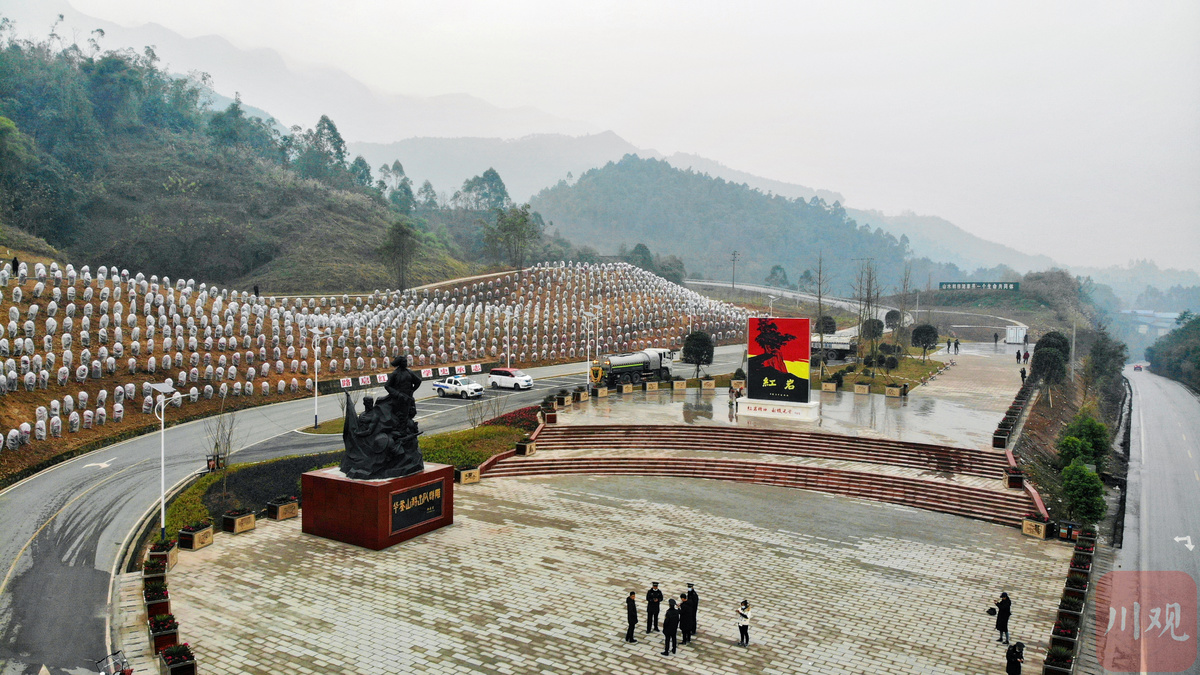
[484, 425, 1035, 527]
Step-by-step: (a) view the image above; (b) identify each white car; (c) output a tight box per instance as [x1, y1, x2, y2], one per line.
[431, 375, 484, 399]
[488, 367, 534, 390]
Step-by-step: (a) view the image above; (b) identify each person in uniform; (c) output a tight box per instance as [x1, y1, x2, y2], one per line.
[661, 598, 679, 655]
[678, 593, 693, 644]
[625, 591, 639, 643]
[646, 582, 663, 633]
[687, 583, 700, 638]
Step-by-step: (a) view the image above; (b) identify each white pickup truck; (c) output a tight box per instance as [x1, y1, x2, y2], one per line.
[431, 375, 484, 399]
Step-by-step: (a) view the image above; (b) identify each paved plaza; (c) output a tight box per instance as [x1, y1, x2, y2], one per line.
[152, 475, 1071, 674]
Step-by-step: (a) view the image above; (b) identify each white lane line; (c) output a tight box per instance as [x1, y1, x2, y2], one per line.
[1195, 471, 1199, 483]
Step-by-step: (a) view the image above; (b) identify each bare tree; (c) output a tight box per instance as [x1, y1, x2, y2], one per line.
[203, 399, 242, 510]
[895, 262, 913, 352]
[464, 391, 506, 429]
[814, 253, 829, 379]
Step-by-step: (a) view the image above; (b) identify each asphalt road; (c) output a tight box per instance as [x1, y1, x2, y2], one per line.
[1119, 365, 1200, 674]
[0, 346, 744, 674]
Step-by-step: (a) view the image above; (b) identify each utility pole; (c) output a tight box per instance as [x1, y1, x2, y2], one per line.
[730, 250, 740, 290]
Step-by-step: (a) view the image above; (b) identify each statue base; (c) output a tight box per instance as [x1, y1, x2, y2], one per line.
[738, 399, 820, 422]
[301, 464, 454, 551]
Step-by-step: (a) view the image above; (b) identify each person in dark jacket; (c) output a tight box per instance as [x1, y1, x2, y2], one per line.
[1016, 350, 1022, 364]
[661, 599, 679, 655]
[625, 591, 639, 643]
[678, 593, 693, 644]
[995, 592, 1012, 644]
[1005, 641, 1024, 674]
[646, 582, 663, 633]
[686, 583, 700, 638]
[1019, 367, 1027, 384]
[9, 256, 17, 277]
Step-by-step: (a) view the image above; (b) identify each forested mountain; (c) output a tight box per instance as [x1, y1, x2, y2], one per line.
[529, 155, 974, 294]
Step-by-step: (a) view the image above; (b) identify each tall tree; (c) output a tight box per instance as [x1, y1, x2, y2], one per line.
[458, 168, 510, 210]
[911, 324, 939, 361]
[765, 264, 789, 288]
[485, 203, 544, 268]
[682, 330, 715, 378]
[378, 218, 421, 290]
[417, 180, 439, 210]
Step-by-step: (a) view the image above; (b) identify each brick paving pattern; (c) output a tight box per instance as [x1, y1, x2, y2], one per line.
[160, 477, 1072, 674]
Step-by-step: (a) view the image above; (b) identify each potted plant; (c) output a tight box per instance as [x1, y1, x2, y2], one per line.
[1077, 527, 1097, 545]
[1051, 614, 1079, 650]
[1021, 512, 1052, 539]
[1004, 466, 1025, 489]
[1073, 542, 1095, 556]
[700, 377, 716, 390]
[1069, 554, 1092, 575]
[671, 376, 687, 391]
[993, 428, 1010, 449]
[555, 389, 570, 406]
[542, 406, 558, 424]
[542, 394, 557, 411]
[148, 613, 179, 654]
[142, 559, 167, 590]
[266, 495, 299, 521]
[454, 465, 481, 484]
[515, 436, 536, 456]
[1058, 594, 1084, 624]
[148, 538, 179, 570]
[1064, 573, 1089, 599]
[885, 384, 902, 397]
[160, 643, 197, 675]
[572, 385, 588, 402]
[1043, 645, 1074, 674]
[822, 378, 839, 392]
[222, 507, 256, 534]
[643, 379, 659, 391]
[853, 382, 870, 395]
[144, 580, 170, 618]
[178, 520, 213, 551]
[730, 368, 746, 390]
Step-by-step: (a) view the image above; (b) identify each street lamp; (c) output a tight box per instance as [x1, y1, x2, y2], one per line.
[150, 381, 176, 542]
[767, 295, 779, 317]
[504, 307, 514, 368]
[582, 306, 600, 388]
[312, 332, 335, 430]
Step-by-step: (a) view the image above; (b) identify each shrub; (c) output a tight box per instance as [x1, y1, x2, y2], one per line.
[144, 581, 168, 601]
[734, 367, 746, 380]
[419, 425, 526, 469]
[162, 643, 194, 666]
[149, 614, 178, 633]
[1062, 460, 1107, 524]
[481, 406, 540, 431]
[844, 364, 857, 374]
[1062, 408, 1110, 467]
[862, 356, 875, 367]
[1057, 436, 1086, 467]
[149, 539, 176, 552]
[885, 356, 899, 371]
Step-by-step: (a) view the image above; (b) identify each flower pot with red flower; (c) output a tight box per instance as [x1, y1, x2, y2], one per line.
[222, 508, 256, 534]
[1050, 614, 1079, 651]
[993, 428, 1010, 449]
[160, 643, 196, 675]
[1069, 554, 1092, 575]
[1076, 527, 1097, 546]
[1043, 645, 1074, 674]
[147, 613, 179, 654]
[266, 495, 299, 521]
[143, 580, 170, 618]
[1021, 513, 1052, 539]
[148, 539, 178, 570]
[1064, 573, 1089, 600]
[142, 559, 167, 590]
[178, 521, 213, 551]
[1004, 467, 1024, 489]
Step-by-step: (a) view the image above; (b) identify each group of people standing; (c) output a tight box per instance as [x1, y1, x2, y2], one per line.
[994, 591, 1026, 674]
[625, 583, 751, 656]
[946, 338, 961, 354]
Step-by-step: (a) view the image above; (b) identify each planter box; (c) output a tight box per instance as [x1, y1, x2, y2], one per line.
[455, 468, 480, 484]
[1063, 582, 1089, 600]
[142, 571, 166, 591]
[1042, 663, 1073, 675]
[592, 386, 608, 398]
[148, 627, 178, 654]
[643, 381, 658, 392]
[144, 596, 170, 618]
[555, 395, 569, 406]
[515, 440, 537, 457]
[671, 380, 687, 391]
[853, 384, 870, 395]
[1057, 606, 1084, 625]
[572, 390, 589, 402]
[1069, 564, 1092, 576]
[700, 379, 716, 390]
[1050, 633, 1078, 652]
[544, 411, 558, 424]
[1022, 518, 1052, 539]
[1006, 474, 1025, 489]
[148, 543, 178, 571]
[159, 655, 197, 675]
[730, 379, 745, 389]
[993, 432, 1009, 449]
[618, 383, 633, 394]
[267, 501, 299, 521]
[178, 526, 213, 551]
[822, 382, 838, 392]
[885, 386, 902, 397]
[1076, 534, 1097, 547]
[222, 512, 256, 535]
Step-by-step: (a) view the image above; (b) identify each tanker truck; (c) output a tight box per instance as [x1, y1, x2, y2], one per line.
[590, 348, 676, 387]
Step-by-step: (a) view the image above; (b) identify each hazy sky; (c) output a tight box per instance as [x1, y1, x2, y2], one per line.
[14, 0, 1200, 270]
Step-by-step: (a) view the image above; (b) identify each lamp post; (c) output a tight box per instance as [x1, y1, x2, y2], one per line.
[730, 250, 740, 290]
[150, 382, 176, 542]
[767, 294, 779, 317]
[582, 307, 600, 389]
[504, 308, 513, 368]
[312, 332, 334, 430]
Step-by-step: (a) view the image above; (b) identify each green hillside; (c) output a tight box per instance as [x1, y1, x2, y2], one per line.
[0, 25, 469, 292]
[530, 155, 972, 294]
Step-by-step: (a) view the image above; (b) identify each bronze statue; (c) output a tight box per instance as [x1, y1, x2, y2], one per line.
[340, 356, 424, 479]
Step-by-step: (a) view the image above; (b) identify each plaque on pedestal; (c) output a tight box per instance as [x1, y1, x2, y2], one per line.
[302, 463, 454, 550]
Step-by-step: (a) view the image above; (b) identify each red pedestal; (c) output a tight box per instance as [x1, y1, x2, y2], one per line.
[301, 463, 454, 550]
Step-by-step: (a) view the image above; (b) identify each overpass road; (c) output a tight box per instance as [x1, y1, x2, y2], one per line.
[0, 346, 744, 674]
[1117, 365, 1200, 674]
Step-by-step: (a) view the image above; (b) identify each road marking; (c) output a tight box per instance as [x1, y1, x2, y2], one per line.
[1183, 433, 1187, 442]
[83, 458, 116, 469]
[1195, 470, 1199, 483]
[1176, 536, 1196, 551]
[0, 459, 151, 598]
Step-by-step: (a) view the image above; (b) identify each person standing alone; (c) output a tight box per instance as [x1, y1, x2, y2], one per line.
[735, 600, 752, 647]
[625, 591, 639, 643]
[995, 592, 1012, 645]
[661, 599, 679, 655]
[646, 582, 663, 633]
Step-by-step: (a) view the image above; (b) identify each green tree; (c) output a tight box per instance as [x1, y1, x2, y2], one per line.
[626, 243, 655, 271]
[1036, 331, 1071, 358]
[1062, 409, 1109, 467]
[349, 156, 373, 188]
[884, 309, 901, 330]
[911, 324, 939, 361]
[653, 254, 686, 285]
[1056, 436, 1086, 468]
[765, 264, 789, 288]
[861, 318, 884, 342]
[80, 53, 143, 129]
[485, 203, 544, 268]
[1031, 347, 1067, 385]
[417, 180, 439, 209]
[682, 330, 715, 378]
[1062, 460, 1107, 524]
[458, 168, 510, 210]
[815, 315, 837, 336]
[377, 218, 421, 290]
